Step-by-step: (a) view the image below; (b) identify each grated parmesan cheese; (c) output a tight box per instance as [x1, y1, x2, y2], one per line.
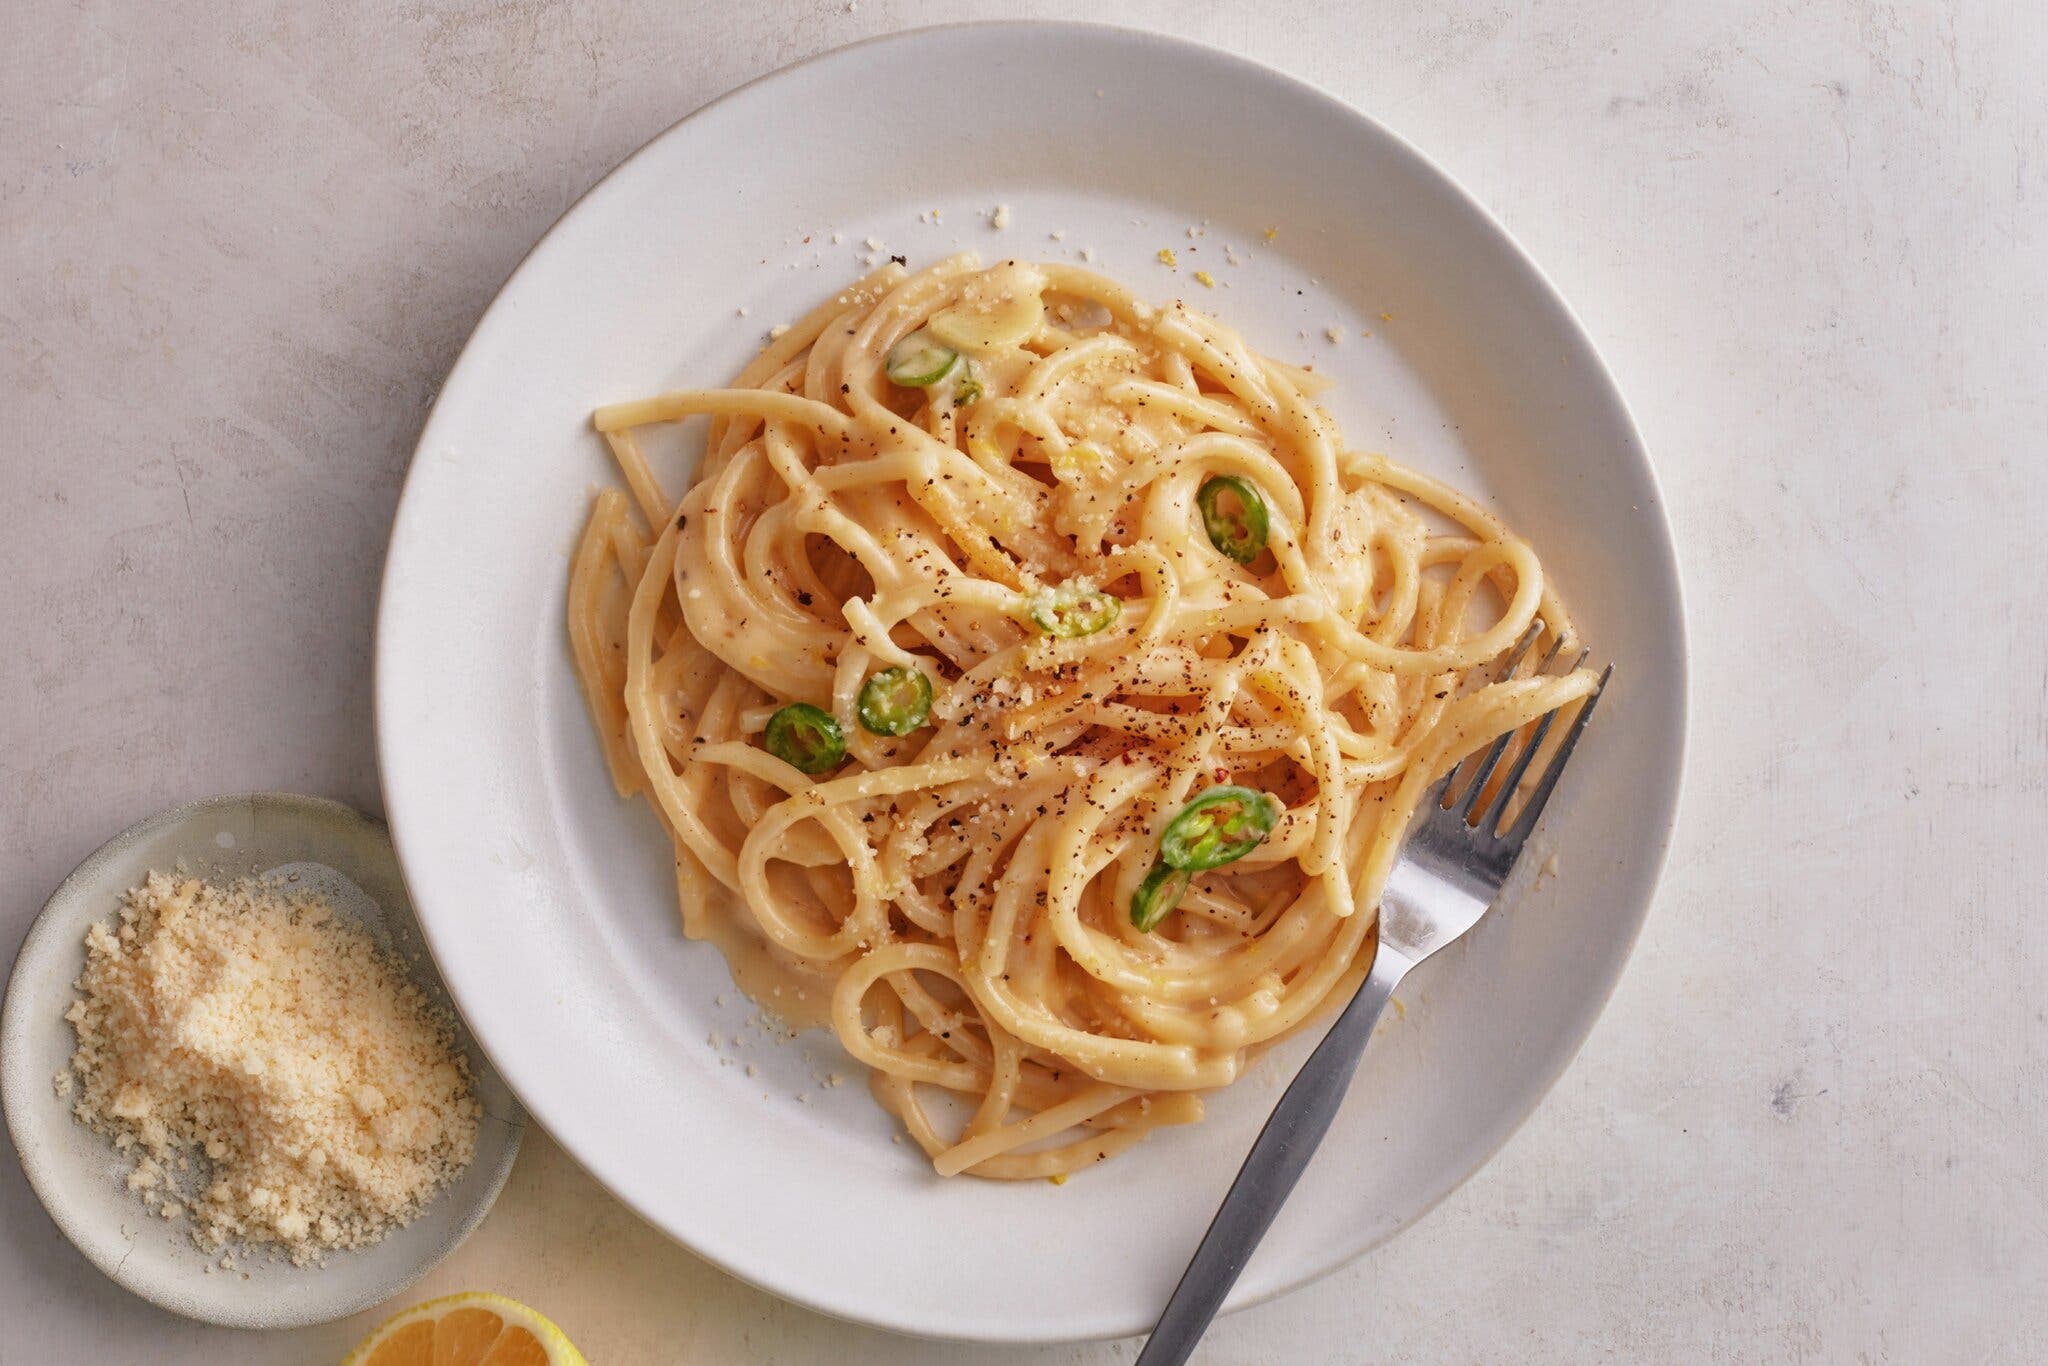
[60, 872, 480, 1264]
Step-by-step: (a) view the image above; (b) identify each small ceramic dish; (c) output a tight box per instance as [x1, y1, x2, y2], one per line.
[0, 792, 525, 1329]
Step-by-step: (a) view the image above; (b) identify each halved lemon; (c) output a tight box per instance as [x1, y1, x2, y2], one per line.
[342, 1292, 587, 1366]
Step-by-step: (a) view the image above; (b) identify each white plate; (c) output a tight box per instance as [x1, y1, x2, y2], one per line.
[375, 22, 1686, 1344]
[0, 793, 525, 1329]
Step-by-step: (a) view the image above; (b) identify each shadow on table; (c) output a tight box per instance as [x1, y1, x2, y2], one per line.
[301, 1130, 1149, 1365]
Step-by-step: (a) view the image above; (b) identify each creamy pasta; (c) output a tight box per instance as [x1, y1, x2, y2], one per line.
[568, 256, 1594, 1178]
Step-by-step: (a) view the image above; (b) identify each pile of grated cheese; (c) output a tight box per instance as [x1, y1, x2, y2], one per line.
[58, 871, 481, 1265]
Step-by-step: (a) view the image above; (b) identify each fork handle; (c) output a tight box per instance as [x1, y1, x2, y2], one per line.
[1134, 944, 1414, 1366]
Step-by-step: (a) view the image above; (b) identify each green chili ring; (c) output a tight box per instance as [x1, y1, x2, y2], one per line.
[885, 330, 963, 387]
[763, 702, 846, 775]
[1197, 474, 1270, 564]
[857, 666, 934, 736]
[1159, 786, 1281, 871]
[1130, 861, 1192, 932]
[1025, 584, 1121, 638]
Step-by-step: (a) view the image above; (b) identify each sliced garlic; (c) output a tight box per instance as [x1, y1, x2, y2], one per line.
[928, 262, 1046, 352]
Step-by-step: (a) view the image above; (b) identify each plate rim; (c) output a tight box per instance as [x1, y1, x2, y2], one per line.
[0, 791, 527, 1329]
[374, 18, 1690, 1343]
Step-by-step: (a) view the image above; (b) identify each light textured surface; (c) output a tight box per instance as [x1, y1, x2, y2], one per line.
[1, 2, 2041, 1362]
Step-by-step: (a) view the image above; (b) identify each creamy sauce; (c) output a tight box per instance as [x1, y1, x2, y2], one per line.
[683, 880, 837, 1031]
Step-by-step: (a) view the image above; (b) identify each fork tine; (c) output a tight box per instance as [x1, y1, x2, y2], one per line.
[1486, 647, 1585, 836]
[1503, 664, 1613, 844]
[1452, 634, 1569, 821]
[1451, 732, 1515, 820]
[1435, 621, 1549, 811]
[1497, 619, 1547, 681]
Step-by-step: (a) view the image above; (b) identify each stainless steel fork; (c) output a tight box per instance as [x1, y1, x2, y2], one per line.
[1135, 632, 1612, 1365]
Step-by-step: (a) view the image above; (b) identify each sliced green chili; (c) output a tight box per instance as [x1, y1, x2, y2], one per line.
[1159, 786, 1281, 871]
[1198, 475, 1270, 564]
[763, 702, 845, 775]
[951, 364, 984, 406]
[857, 666, 934, 736]
[1025, 583, 1121, 638]
[1130, 861, 1191, 932]
[885, 330, 962, 387]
